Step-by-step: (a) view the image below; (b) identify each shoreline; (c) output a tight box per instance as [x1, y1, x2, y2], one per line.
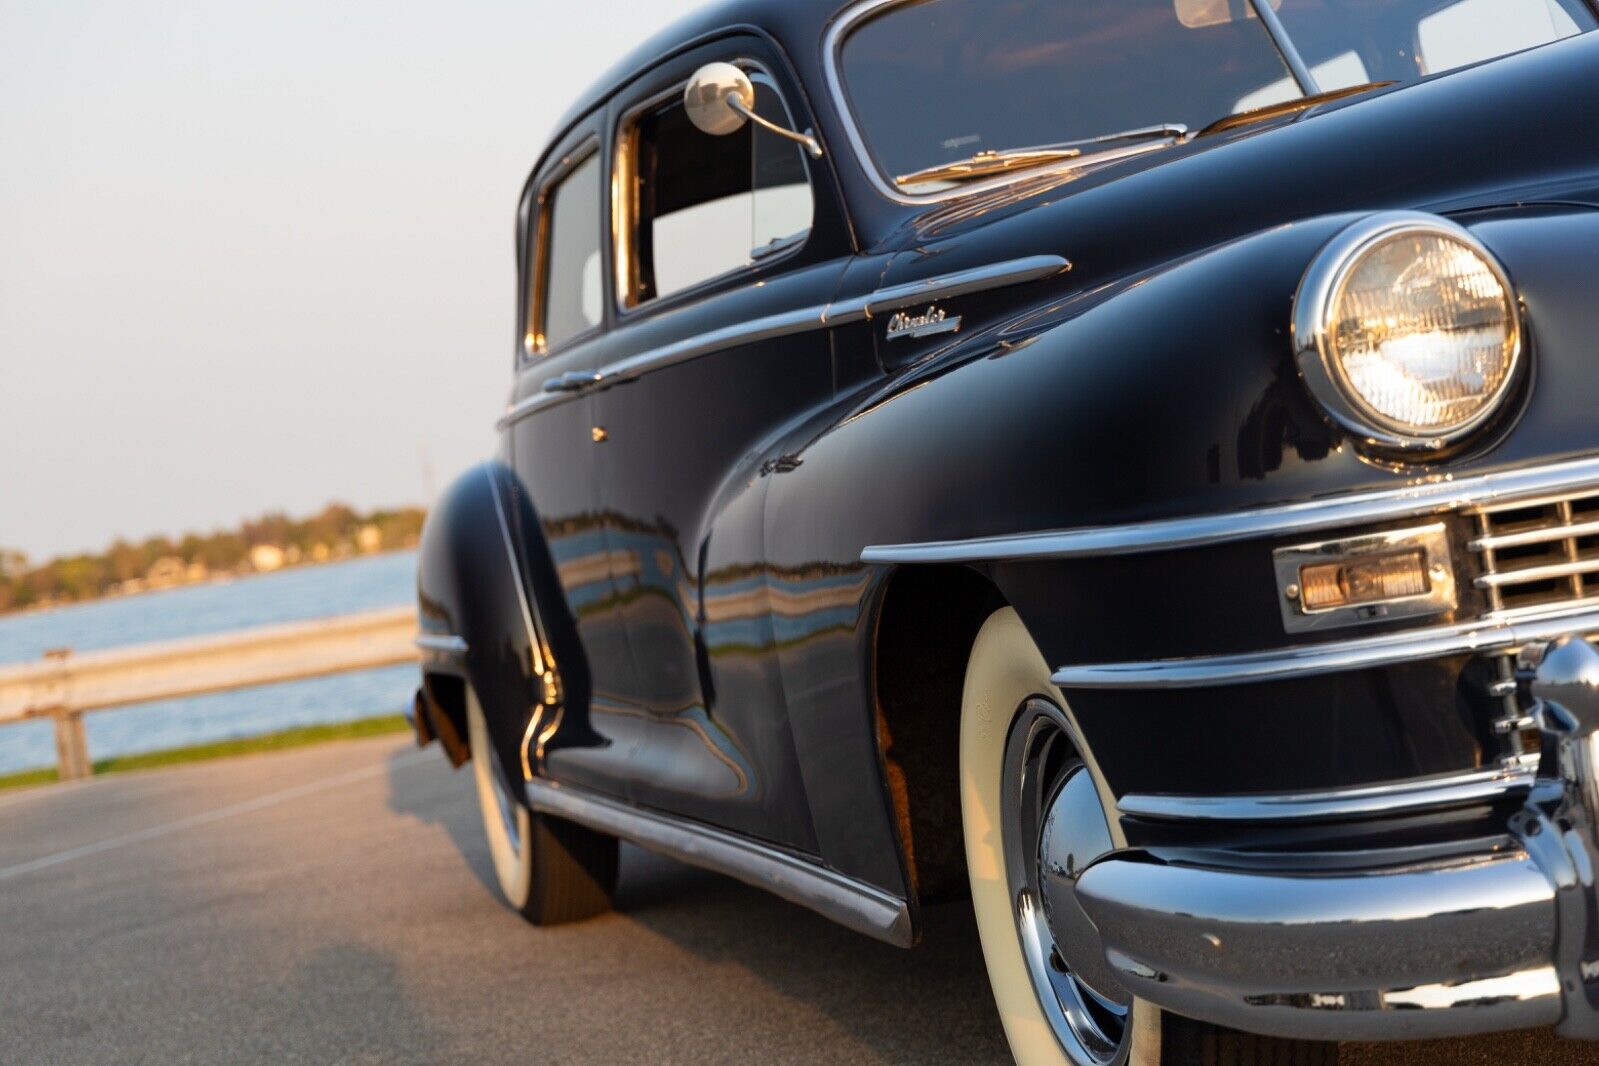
[0, 547, 417, 622]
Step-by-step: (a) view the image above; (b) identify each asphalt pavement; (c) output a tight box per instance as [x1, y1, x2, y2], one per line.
[0, 735, 1591, 1064]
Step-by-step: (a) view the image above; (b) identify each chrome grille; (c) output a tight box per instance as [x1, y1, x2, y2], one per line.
[1480, 652, 1540, 770]
[1468, 490, 1599, 613]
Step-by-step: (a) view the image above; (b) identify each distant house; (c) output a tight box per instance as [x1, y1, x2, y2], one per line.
[250, 544, 287, 573]
[145, 557, 188, 588]
[357, 524, 382, 553]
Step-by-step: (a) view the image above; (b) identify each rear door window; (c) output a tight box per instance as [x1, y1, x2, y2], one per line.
[529, 152, 603, 355]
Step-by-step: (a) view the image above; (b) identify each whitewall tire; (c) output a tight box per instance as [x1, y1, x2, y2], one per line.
[960, 608, 1162, 1066]
[465, 686, 617, 924]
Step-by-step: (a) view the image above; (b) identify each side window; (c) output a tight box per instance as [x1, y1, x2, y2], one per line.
[1417, 0, 1583, 73]
[529, 152, 603, 356]
[617, 70, 815, 308]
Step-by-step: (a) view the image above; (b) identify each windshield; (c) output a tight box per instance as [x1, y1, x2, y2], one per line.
[835, 0, 1596, 196]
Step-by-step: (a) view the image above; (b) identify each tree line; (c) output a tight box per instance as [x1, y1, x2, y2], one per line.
[0, 503, 425, 614]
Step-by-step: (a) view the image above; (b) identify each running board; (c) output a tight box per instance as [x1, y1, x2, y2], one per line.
[525, 778, 916, 948]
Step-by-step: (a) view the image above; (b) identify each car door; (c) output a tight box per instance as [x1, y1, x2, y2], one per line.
[505, 123, 646, 800]
[587, 39, 856, 848]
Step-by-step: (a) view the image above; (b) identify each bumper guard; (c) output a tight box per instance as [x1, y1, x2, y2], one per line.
[1077, 634, 1599, 1042]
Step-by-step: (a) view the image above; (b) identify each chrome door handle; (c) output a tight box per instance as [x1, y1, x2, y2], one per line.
[542, 371, 603, 394]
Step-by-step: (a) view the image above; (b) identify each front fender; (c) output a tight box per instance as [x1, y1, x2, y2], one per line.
[771, 213, 1363, 566]
[770, 205, 1599, 802]
[778, 203, 1599, 572]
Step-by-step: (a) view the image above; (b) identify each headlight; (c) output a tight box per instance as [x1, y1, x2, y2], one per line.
[1293, 212, 1522, 453]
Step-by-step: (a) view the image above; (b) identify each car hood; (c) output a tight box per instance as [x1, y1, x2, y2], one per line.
[875, 30, 1599, 281]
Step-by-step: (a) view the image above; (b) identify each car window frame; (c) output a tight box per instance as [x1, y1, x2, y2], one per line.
[612, 59, 818, 320]
[523, 136, 605, 362]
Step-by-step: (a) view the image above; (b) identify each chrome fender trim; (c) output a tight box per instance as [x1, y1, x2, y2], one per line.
[862, 453, 1599, 565]
[1051, 606, 1599, 690]
[526, 778, 915, 948]
[1118, 763, 1537, 824]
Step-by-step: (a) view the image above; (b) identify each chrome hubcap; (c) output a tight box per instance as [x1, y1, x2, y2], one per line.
[1002, 699, 1130, 1065]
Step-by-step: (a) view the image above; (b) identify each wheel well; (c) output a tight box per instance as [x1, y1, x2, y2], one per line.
[421, 671, 470, 768]
[874, 565, 1006, 905]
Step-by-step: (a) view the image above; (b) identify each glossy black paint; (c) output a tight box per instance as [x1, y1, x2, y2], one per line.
[418, 1, 1599, 916]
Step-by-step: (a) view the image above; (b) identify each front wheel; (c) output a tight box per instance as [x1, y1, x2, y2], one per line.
[959, 608, 1336, 1066]
[466, 688, 618, 924]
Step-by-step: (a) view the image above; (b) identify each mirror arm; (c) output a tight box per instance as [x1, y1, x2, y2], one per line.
[726, 95, 824, 159]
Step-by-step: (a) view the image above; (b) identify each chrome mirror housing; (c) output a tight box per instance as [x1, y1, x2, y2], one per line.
[683, 62, 824, 158]
[684, 62, 755, 137]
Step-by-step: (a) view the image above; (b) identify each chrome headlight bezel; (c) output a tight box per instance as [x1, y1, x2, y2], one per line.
[1292, 211, 1524, 455]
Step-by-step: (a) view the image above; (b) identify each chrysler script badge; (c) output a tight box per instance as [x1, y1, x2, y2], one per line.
[885, 304, 962, 342]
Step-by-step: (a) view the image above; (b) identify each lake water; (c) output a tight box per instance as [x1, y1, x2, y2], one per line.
[0, 551, 417, 774]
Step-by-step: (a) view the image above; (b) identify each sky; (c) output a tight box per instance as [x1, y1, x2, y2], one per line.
[0, 0, 686, 560]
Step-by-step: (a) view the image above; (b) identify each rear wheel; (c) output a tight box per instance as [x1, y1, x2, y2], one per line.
[466, 688, 617, 924]
[959, 608, 1336, 1066]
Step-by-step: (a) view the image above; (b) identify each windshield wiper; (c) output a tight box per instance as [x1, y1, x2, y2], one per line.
[896, 123, 1189, 189]
[1197, 82, 1394, 137]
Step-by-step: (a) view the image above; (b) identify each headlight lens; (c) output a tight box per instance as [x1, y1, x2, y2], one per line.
[1295, 214, 1522, 451]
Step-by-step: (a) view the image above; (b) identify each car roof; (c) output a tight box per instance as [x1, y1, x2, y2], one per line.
[537, 0, 845, 172]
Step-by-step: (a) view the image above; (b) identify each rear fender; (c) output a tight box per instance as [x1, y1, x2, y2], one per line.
[416, 462, 570, 797]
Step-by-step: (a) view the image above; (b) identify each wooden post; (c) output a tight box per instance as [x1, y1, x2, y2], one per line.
[53, 711, 92, 781]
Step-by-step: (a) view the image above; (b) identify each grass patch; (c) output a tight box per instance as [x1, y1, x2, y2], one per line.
[0, 714, 412, 794]
[0, 767, 59, 792]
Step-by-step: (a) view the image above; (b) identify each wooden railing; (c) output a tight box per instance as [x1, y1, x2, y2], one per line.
[0, 607, 419, 781]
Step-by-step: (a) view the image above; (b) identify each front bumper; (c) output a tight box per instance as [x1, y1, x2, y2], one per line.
[1076, 634, 1599, 1042]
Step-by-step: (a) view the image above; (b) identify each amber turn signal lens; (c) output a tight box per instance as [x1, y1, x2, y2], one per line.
[1299, 550, 1431, 612]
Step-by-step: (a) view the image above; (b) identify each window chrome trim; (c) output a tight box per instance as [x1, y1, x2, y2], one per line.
[526, 776, 915, 947]
[1118, 763, 1536, 823]
[498, 254, 1070, 430]
[1051, 606, 1599, 690]
[861, 453, 1599, 564]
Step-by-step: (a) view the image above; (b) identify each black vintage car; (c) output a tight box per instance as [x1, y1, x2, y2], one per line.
[411, 1, 1599, 1061]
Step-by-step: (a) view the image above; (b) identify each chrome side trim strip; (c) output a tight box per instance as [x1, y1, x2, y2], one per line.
[526, 778, 915, 947]
[497, 304, 826, 430]
[1052, 606, 1599, 689]
[498, 255, 1073, 431]
[1119, 764, 1536, 823]
[828, 254, 1071, 322]
[415, 634, 468, 657]
[862, 454, 1599, 564]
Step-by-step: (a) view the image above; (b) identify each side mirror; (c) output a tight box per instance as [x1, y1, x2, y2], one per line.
[683, 62, 824, 159]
